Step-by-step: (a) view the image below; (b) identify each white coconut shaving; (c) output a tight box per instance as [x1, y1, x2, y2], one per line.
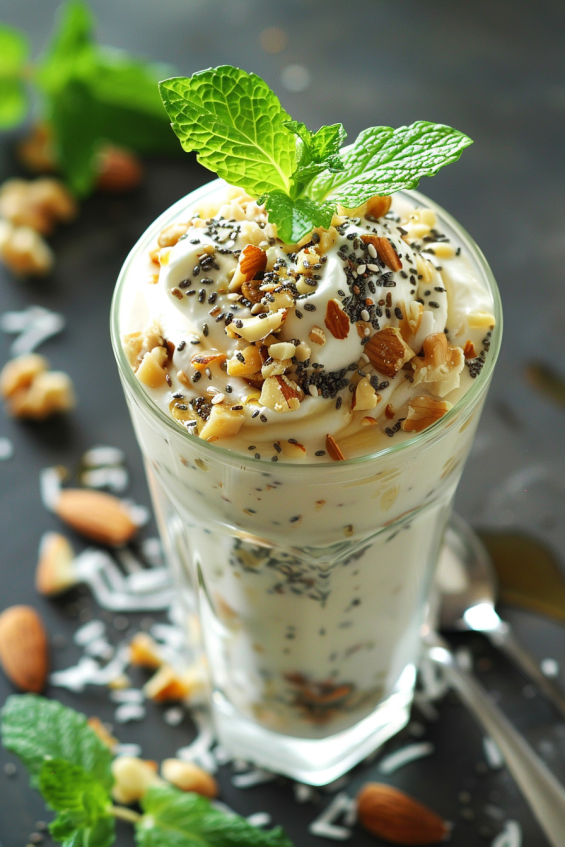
[309, 793, 353, 840]
[82, 445, 125, 467]
[378, 742, 435, 775]
[483, 737, 504, 770]
[81, 466, 129, 493]
[176, 709, 217, 773]
[231, 769, 277, 789]
[114, 703, 146, 723]
[492, 820, 522, 847]
[1, 306, 65, 356]
[0, 437, 14, 461]
[74, 619, 106, 646]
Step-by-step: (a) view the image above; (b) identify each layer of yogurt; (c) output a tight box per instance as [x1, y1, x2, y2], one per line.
[121, 183, 495, 462]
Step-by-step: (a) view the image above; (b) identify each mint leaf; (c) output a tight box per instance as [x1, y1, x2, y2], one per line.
[1, 694, 113, 791]
[0, 24, 29, 75]
[137, 785, 293, 847]
[309, 121, 473, 208]
[0, 24, 30, 128]
[159, 67, 297, 196]
[40, 759, 115, 847]
[262, 191, 334, 244]
[38, 0, 94, 95]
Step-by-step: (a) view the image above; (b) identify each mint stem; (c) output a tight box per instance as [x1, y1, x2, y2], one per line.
[109, 805, 142, 824]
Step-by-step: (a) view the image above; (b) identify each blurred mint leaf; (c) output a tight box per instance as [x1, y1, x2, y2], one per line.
[1, 694, 113, 791]
[137, 785, 293, 847]
[0, 24, 30, 128]
[309, 121, 473, 208]
[34, 0, 177, 194]
[40, 758, 115, 847]
[261, 190, 334, 244]
[159, 67, 297, 196]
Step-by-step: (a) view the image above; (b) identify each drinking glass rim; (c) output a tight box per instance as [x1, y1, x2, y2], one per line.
[111, 180, 503, 470]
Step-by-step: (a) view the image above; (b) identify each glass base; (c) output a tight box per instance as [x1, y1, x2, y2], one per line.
[212, 664, 415, 785]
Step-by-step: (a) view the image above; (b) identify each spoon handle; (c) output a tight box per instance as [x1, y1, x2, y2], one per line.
[427, 634, 565, 847]
[487, 621, 565, 722]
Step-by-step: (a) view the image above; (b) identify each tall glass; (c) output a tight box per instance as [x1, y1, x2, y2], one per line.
[111, 182, 502, 785]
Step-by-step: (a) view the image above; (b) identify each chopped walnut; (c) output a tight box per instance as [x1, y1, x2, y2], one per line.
[4, 367, 75, 420]
[402, 395, 453, 433]
[0, 178, 76, 234]
[399, 301, 424, 342]
[365, 327, 415, 378]
[136, 347, 168, 388]
[199, 404, 245, 440]
[412, 333, 465, 397]
[0, 353, 48, 398]
[158, 221, 190, 247]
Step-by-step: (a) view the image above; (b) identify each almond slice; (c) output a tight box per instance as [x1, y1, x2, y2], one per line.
[0, 605, 48, 692]
[325, 299, 350, 340]
[365, 327, 415, 377]
[326, 434, 345, 461]
[229, 244, 267, 291]
[190, 351, 227, 371]
[361, 235, 402, 271]
[463, 340, 476, 359]
[357, 782, 449, 844]
[309, 326, 326, 345]
[55, 489, 138, 546]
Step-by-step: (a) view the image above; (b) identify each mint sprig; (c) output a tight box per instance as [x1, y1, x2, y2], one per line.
[0, 1, 179, 195]
[138, 784, 293, 847]
[159, 66, 473, 242]
[0, 24, 30, 129]
[1, 695, 294, 847]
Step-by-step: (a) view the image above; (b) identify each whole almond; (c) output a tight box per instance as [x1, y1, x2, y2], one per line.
[357, 783, 449, 845]
[35, 531, 78, 596]
[325, 299, 350, 340]
[362, 235, 403, 272]
[0, 605, 48, 692]
[55, 489, 137, 546]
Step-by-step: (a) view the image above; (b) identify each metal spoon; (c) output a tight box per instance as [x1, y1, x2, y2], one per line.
[436, 513, 565, 721]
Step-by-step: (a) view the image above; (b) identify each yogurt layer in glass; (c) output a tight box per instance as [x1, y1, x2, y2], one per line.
[111, 179, 501, 784]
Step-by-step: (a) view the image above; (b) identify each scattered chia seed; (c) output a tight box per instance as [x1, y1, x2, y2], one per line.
[177, 340, 186, 351]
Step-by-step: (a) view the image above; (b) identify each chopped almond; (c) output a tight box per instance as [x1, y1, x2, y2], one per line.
[190, 351, 227, 372]
[232, 310, 286, 343]
[229, 244, 267, 291]
[158, 221, 189, 247]
[35, 532, 77, 596]
[260, 375, 302, 413]
[365, 327, 415, 378]
[402, 395, 453, 433]
[227, 345, 262, 377]
[161, 759, 218, 798]
[412, 333, 465, 397]
[309, 326, 326, 346]
[351, 377, 378, 411]
[129, 632, 163, 669]
[144, 664, 191, 703]
[463, 340, 476, 359]
[199, 405, 245, 440]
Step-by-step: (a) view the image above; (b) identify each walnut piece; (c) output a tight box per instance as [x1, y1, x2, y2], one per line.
[0, 178, 76, 234]
[0, 221, 53, 276]
[0, 354, 74, 420]
[412, 333, 465, 398]
[365, 327, 415, 378]
[402, 395, 453, 433]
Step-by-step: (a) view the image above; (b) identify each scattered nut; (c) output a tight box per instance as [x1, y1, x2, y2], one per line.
[0, 354, 48, 398]
[0, 178, 76, 234]
[55, 489, 137, 546]
[232, 309, 287, 343]
[468, 311, 496, 328]
[402, 395, 453, 433]
[229, 244, 267, 291]
[190, 351, 227, 372]
[87, 717, 118, 751]
[351, 376, 378, 411]
[158, 221, 190, 248]
[260, 375, 302, 413]
[136, 347, 168, 388]
[357, 782, 449, 845]
[361, 235, 402, 271]
[129, 632, 163, 669]
[326, 434, 345, 461]
[0, 221, 53, 276]
[161, 759, 218, 798]
[1, 356, 75, 419]
[35, 532, 78, 596]
[226, 345, 262, 377]
[199, 404, 245, 440]
[309, 326, 326, 346]
[96, 146, 144, 192]
[111, 756, 163, 805]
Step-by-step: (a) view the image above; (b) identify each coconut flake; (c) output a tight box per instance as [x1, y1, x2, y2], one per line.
[163, 707, 184, 727]
[176, 709, 217, 773]
[110, 688, 145, 704]
[541, 658, 559, 678]
[74, 619, 106, 646]
[378, 742, 435, 775]
[72, 548, 174, 611]
[492, 820, 522, 847]
[246, 812, 272, 827]
[114, 703, 146, 723]
[114, 743, 142, 757]
[82, 445, 125, 467]
[293, 783, 315, 803]
[40, 466, 65, 511]
[82, 467, 129, 493]
[483, 737, 504, 770]
[84, 638, 114, 661]
[1, 307, 65, 356]
[232, 769, 277, 788]
[309, 793, 352, 840]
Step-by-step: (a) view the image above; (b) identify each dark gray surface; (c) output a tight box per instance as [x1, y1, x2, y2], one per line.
[1, 1, 565, 845]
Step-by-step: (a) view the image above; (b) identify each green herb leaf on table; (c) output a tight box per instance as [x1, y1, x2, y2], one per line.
[308, 121, 474, 208]
[159, 66, 297, 197]
[0, 24, 30, 128]
[1, 694, 113, 790]
[39, 759, 115, 847]
[137, 785, 293, 847]
[34, 0, 178, 194]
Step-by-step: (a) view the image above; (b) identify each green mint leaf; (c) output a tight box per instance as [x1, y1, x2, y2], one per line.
[1, 695, 113, 791]
[159, 66, 297, 196]
[0, 24, 30, 129]
[284, 121, 345, 194]
[0, 24, 29, 75]
[262, 190, 335, 243]
[40, 759, 115, 847]
[38, 0, 95, 95]
[137, 785, 293, 847]
[0, 78, 28, 129]
[309, 121, 473, 207]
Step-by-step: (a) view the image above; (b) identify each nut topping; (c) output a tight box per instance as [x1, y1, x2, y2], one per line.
[357, 782, 449, 845]
[325, 299, 350, 340]
[351, 376, 378, 411]
[190, 351, 227, 371]
[412, 332, 464, 397]
[361, 235, 402, 271]
[365, 327, 415, 378]
[309, 326, 326, 346]
[326, 434, 345, 461]
[401, 395, 453, 433]
[260, 375, 302, 413]
[229, 244, 267, 291]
